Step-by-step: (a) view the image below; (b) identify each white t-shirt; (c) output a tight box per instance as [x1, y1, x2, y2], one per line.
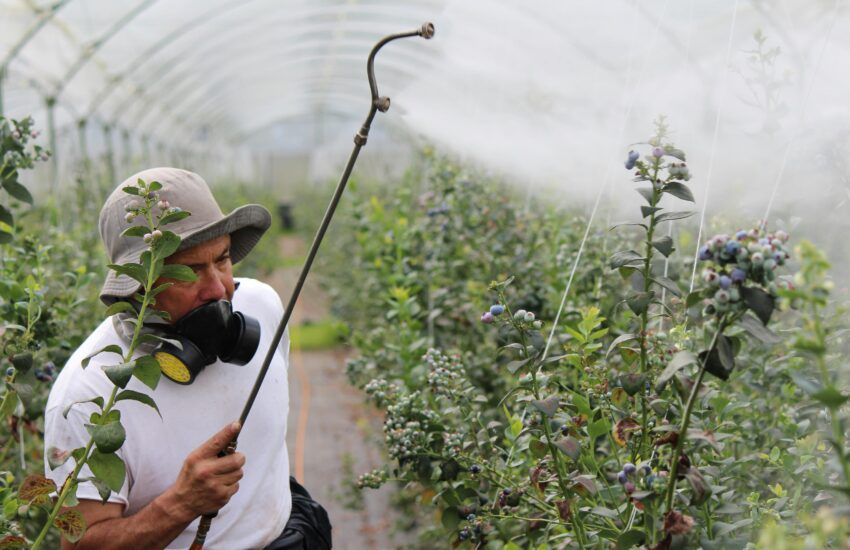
[44, 278, 291, 549]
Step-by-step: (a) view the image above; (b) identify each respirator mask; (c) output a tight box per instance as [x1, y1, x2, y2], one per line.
[154, 300, 261, 385]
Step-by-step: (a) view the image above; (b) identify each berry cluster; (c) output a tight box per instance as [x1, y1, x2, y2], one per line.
[699, 227, 791, 312]
[424, 349, 464, 396]
[384, 391, 439, 460]
[479, 303, 503, 324]
[363, 377, 398, 407]
[356, 469, 387, 489]
[616, 462, 654, 495]
[33, 361, 56, 383]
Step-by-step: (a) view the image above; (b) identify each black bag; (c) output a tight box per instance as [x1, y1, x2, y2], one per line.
[264, 477, 332, 550]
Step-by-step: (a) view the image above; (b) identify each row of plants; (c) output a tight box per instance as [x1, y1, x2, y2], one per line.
[0, 115, 205, 547]
[315, 125, 850, 547]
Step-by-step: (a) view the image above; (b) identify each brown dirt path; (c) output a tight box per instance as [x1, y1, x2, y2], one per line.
[263, 234, 409, 550]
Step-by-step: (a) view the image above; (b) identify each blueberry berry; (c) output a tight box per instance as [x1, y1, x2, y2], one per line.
[623, 462, 636, 475]
[652, 147, 664, 158]
[625, 150, 640, 170]
[731, 268, 746, 283]
[617, 471, 628, 484]
[480, 312, 494, 324]
[470, 464, 481, 474]
[718, 275, 732, 290]
[489, 304, 505, 316]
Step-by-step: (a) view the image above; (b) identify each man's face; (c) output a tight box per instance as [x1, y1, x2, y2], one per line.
[154, 234, 236, 323]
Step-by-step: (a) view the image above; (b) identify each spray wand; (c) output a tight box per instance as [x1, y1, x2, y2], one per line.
[189, 22, 435, 549]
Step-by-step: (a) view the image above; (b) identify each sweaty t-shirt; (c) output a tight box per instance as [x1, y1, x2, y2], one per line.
[44, 278, 291, 549]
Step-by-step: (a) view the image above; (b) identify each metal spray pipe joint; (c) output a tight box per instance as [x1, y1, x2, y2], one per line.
[355, 22, 435, 145]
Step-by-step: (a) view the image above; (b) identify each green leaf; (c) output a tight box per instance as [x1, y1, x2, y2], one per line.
[626, 291, 654, 315]
[655, 210, 695, 223]
[685, 289, 707, 308]
[85, 422, 126, 454]
[605, 333, 636, 359]
[531, 396, 559, 417]
[701, 334, 735, 381]
[664, 146, 686, 161]
[641, 206, 662, 218]
[82, 345, 124, 368]
[102, 361, 135, 388]
[619, 373, 645, 396]
[121, 225, 149, 239]
[656, 351, 697, 391]
[652, 275, 681, 296]
[104, 301, 135, 317]
[159, 264, 198, 282]
[609, 250, 644, 269]
[636, 187, 654, 204]
[148, 180, 162, 191]
[87, 449, 126, 493]
[738, 313, 781, 344]
[662, 181, 695, 202]
[152, 230, 181, 259]
[133, 355, 161, 390]
[554, 437, 581, 460]
[0, 230, 12, 244]
[616, 529, 646, 549]
[107, 263, 147, 285]
[138, 333, 183, 350]
[2, 178, 33, 205]
[115, 389, 161, 418]
[440, 506, 460, 530]
[651, 236, 675, 257]
[122, 185, 141, 195]
[62, 396, 105, 419]
[506, 357, 531, 374]
[159, 209, 191, 225]
[529, 438, 548, 459]
[78, 479, 108, 506]
[685, 467, 712, 505]
[588, 418, 612, 439]
[812, 386, 849, 409]
[0, 391, 20, 418]
[741, 286, 775, 325]
[0, 204, 12, 225]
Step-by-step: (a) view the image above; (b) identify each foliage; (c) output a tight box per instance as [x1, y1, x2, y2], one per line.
[317, 136, 848, 547]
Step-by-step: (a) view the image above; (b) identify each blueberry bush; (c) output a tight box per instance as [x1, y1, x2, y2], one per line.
[316, 133, 848, 547]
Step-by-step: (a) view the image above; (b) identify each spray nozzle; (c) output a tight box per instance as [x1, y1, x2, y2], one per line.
[419, 22, 435, 39]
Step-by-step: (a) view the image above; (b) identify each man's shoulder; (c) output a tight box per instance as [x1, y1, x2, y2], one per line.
[233, 278, 283, 313]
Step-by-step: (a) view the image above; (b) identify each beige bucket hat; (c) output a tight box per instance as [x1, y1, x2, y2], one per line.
[99, 167, 271, 304]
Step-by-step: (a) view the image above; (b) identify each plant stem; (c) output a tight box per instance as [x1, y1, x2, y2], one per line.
[663, 317, 726, 512]
[811, 302, 850, 489]
[637, 166, 661, 457]
[33, 203, 160, 549]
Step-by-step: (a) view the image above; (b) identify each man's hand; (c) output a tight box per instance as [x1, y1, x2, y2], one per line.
[165, 421, 245, 519]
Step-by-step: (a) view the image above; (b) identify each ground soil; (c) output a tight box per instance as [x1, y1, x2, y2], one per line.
[263, 235, 410, 549]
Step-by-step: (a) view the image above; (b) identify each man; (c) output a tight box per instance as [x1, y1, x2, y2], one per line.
[43, 168, 330, 549]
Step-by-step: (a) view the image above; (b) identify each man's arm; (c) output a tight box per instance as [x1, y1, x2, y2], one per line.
[64, 422, 245, 550]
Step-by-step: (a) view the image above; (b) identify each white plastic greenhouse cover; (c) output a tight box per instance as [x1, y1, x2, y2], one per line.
[1, 0, 849, 202]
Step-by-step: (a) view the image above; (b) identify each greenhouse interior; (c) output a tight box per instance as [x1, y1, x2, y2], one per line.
[1, 0, 849, 548]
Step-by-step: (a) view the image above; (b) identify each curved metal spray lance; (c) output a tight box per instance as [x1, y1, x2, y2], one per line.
[188, 22, 435, 549]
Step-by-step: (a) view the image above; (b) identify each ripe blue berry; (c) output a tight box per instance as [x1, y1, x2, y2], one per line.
[489, 304, 505, 316]
[625, 150, 640, 170]
[698, 246, 712, 261]
[731, 268, 746, 283]
[623, 462, 636, 475]
[719, 275, 732, 290]
[470, 464, 481, 474]
[5, 367, 14, 377]
[617, 471, 628, 484]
